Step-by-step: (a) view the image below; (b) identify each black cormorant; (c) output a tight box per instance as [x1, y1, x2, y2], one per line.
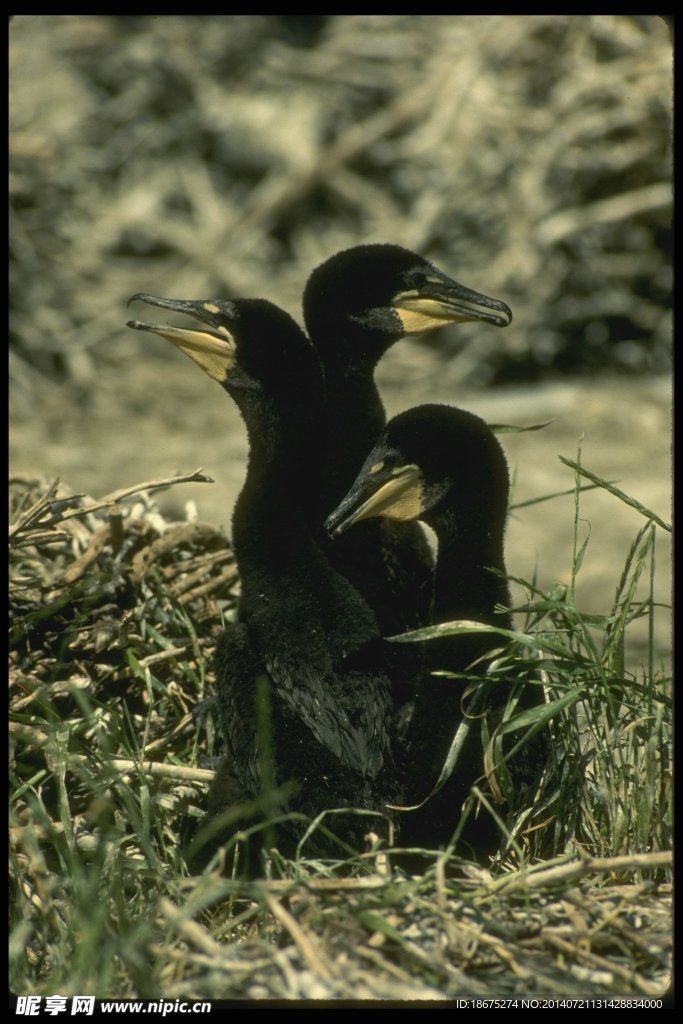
[325, 404, 545, 858]
[127, 295, 396, 862]
[303, 244, 512, 697]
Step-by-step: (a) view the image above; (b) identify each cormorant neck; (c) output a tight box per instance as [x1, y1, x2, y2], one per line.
[430, 506, 511, 629]
[230, 390, 321, 568]
[321, 361, 387, 505]
[230, 390, 382, 666]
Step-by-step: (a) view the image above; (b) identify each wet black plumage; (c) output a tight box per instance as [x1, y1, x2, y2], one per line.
[303, 244, 512, 702]
[326, 404, 546, 857]
[127, 296, 396, 859]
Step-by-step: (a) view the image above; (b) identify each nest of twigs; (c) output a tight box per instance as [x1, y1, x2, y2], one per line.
[9, 474, 672, 1001]
[10, 470, 232, 765]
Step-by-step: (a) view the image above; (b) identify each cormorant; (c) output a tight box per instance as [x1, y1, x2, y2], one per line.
[127, 295, 396, 864]
[325, 404, 546, 858]
[303, 244, 512, 701]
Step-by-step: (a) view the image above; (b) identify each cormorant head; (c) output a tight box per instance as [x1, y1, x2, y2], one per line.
[325, 404, 509, 537]
[303, 244, 512, 367]
[127, 294, 322, 401]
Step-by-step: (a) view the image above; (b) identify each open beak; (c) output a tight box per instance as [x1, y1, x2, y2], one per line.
[126, 293, 236, 384]
[325, 461, 423, 537]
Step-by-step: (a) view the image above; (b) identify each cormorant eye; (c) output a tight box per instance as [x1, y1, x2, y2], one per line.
[382, 452, 404, 474]
[409, 271, 428, 291]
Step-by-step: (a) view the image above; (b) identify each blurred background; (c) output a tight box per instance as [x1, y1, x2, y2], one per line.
[9, 15, 672, 665]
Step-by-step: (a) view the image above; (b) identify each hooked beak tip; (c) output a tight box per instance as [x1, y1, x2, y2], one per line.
[324, 516, 344, 538]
